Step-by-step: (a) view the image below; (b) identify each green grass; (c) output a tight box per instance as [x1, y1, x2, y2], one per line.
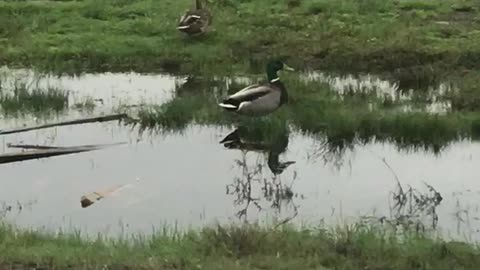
[0, 82, 69, 116]
[0, 222, 479, 270]
[0, 0, 480, 75]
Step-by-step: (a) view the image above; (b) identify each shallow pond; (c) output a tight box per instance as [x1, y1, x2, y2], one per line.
[0, 67, 478, 242]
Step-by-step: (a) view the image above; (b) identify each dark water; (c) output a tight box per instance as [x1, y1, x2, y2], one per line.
[0, 67, 478, 242]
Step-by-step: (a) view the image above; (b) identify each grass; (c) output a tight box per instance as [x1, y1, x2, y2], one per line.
[0, 81, 69, 116]
[0, 222, 479, 270]
[0, 0, 479, 75]
[129, 73, 480, 153]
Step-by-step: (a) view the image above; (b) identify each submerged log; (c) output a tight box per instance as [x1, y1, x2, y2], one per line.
[0, 113, 128, 135]
[0, 142, 125, 165]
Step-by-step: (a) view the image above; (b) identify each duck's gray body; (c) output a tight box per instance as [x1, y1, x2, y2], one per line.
[218, 80, 288, 116]
[218, 59, 293, 116]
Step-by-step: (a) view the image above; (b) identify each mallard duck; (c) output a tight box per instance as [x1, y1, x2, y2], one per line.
[177, 0, 211, 36]
[218, 60, 294, 116]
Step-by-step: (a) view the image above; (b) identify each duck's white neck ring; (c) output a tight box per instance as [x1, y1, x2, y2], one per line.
[270, 77, 280, 83]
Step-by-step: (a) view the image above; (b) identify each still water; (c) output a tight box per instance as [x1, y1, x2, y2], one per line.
[0, 67, 478, 242]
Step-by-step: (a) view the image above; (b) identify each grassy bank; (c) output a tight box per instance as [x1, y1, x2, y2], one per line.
[1, 222, 479, 270]
[0, 0, 480, 75]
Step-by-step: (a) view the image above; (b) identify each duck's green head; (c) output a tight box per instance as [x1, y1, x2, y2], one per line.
[266, 59, 295, 82]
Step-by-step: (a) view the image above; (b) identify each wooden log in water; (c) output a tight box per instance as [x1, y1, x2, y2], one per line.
[0, 142, 125, 165]
[81, 184, 126, 208]
[0, 113, 128, 135]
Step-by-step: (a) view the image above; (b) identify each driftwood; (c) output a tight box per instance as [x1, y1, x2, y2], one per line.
[0, 113, 128, 135]
[81, 184, 127, 208]
[0, 142, 125, 165]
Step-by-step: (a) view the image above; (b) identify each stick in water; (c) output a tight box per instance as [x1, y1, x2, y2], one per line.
[0, 113, 128, 135]
[0, 143, 126, 165]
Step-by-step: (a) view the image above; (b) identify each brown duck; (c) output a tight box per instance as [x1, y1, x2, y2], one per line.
[177, 0, 212, 36]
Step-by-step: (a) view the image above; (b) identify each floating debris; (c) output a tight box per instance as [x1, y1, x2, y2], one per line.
[81, 184, 130, 208]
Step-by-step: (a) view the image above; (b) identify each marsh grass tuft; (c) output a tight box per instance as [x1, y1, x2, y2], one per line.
[0, 82, 68, 116]
[137, 94, 226, 131]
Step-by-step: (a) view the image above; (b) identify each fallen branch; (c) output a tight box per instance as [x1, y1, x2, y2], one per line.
[0, 142, 125, 165]
[6, 143, 65, 150]
[0, 113, 128, 135]
[6, 142, 124, 150]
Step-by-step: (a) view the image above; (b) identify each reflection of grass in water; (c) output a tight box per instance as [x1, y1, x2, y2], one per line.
[234, 117, 290, 145]
[227, 150, 298, 222]
[72, 96, 96, 112]
[0, 222, 479, 269]
[0, 83, 68, 116]
[362, 179, 444, 234]
[137, 94, 227, 130]
[444, 73, 480, 112]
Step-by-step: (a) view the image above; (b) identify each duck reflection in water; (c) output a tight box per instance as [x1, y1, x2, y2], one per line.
[220, 126, 295, 175]
[219, 126, 299, 222]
